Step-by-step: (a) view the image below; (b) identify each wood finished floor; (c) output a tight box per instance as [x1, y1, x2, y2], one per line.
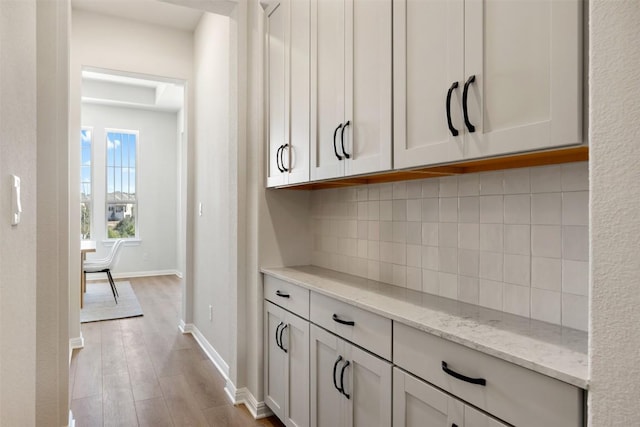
[70, 275, 284, 427]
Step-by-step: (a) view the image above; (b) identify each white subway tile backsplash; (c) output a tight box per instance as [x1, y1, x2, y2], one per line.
[439, 272, 458, 299]
[563, 225, 589, 261]
[563, 293, 588, 331]
[439, 176, 458, 197]
[503, 283, 530, 317]
[459, 223, 480, 250]
[480, 224, 504, 252]
[440, 197, 458, 222]
[504, 194, 531, 224]
[393, 182, 407, 199]
[459, 197, 479, 223]
[392, 264, 407, 287]
[422, 179, 439, 198]
[379, 200, 392, 221]
[562, 260, 589, 296]
[480, 251, 503, 281]
[479, 171, 504, 195]
[532, 257, 562, 291]
[311, 164, 589, 330]
[422, 269, 439, 294]
[422, 223, 439, 246]
[459, 276, 479, 304]
[439, 223, 458, 248]
[531, 225, 562, 258]
[368, 184, 380, 201]
[562, 191, 589, 226]
[459, 249, 479, 277]
[531, 288, 561, 324]
[422, 198, 439, 222]
[407, 244, 421, 268]
[422, 246, 439, 271]
[531, 193, 562, 225]
[407, 199, 422, 222]
[504, 224, 530, 255]
[458, 174, 479, 196]
[393, 222, 407, 243]
[531, 165, 562, 193]
[561, 162, 589, 192]
[406, 222, 422, 245]
[379, 183, 393, 200]
[479, 279, 503, 311]
[407, 181, 422, 199]
[393, 200, 407, 221]
[479, 195, 504, 224]
[504, 254, 531, 286]
[406, 266, 422, 291]
[380, 221, 393, 242]
[439, 247, 458, 274]
[504, 168, 530, 194]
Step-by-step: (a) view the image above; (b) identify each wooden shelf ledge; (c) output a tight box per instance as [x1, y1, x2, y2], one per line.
[274, 146, 588, 190]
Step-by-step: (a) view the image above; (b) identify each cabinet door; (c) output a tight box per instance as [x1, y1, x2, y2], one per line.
[393, 0, 465, 169]
[265, 302, 287, 420]
[464, 405, 509, 427]
[343, 0, 392, 176]
[393, 368, 463, 427]
[286, 0, 311, 185]
[266, 1, 288, 188]
[310, 325, 346, 427]
[310, 0, 346, 181]
[464, 0, 582, 159]
[343, 343, 392, 427]
[281, 311, 310, 427]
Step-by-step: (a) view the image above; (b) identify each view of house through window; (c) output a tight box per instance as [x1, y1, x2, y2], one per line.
[106, 130, 138, 239]
[81, 128, 92, 239]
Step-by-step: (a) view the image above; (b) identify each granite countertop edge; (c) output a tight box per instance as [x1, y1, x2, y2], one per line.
[261, 265, 589, 390]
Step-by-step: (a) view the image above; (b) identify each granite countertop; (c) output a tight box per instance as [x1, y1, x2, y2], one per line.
[261, 265, 589, 389]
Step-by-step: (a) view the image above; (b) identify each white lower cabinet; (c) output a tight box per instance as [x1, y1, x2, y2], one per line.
[394, 368, 507, 427]
[310, 324, 391, 427]
[264, 301, 310, 427]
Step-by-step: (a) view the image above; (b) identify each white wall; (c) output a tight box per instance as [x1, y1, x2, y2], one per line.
[81, 103, 179, 276]
[1, 0, 69, 424]
[589, 0, 640, 424]
[70, 9, 194, 341]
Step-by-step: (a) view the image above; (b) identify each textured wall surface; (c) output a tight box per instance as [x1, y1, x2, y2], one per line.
[589, 0, 640, 424]
[312, 163, 589, 330]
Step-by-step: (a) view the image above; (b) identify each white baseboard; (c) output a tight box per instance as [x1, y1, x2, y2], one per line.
[86, 270, 181, 280]
[179, 320, 272, 419]
[69, 335, 84, 365]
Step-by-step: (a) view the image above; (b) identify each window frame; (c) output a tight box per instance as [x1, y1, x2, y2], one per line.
[104, 128, 140, 240]
[80, 126, 94, 241]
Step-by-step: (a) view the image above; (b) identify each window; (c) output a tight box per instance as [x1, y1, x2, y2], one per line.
[81, 128, 92, 240]
[106, 130, 138, 239]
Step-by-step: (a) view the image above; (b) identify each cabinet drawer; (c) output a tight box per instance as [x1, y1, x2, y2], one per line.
[310, 292, 391, 360]
[394, 323, 583, 427]
[264, 275, 310, 319]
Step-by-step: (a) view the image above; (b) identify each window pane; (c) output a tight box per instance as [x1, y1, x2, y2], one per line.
[81, 129, 92, 240]
[106, 133, 115, 166]
[129, 134, 136, 167]
[81, 201, 91, 240]
[106, 203, 136, 238]
[129, 169, 136, 198]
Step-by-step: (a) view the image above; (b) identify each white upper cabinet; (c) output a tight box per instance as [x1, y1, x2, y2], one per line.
[394, 0, 582, 169]
[266, 0, 311, 188]
[310, 0, 392, 181]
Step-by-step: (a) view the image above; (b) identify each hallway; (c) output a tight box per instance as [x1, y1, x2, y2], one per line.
[69, 275, 282, 426]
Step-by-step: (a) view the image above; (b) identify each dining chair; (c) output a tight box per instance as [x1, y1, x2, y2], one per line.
[83, 239, 125, 304]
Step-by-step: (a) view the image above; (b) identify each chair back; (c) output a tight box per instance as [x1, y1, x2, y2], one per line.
[106, 239, 125, 268]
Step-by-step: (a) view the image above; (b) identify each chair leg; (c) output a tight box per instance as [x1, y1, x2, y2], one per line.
[108, 270, 119, 297]
[106, 270, 118, 304]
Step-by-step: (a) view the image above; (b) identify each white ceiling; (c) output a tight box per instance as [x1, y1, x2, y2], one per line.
[71, 0, 204, 31]
[82, 70, 185, 112]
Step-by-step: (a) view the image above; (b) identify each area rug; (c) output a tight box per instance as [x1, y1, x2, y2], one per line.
[81, 281, 143, 323]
